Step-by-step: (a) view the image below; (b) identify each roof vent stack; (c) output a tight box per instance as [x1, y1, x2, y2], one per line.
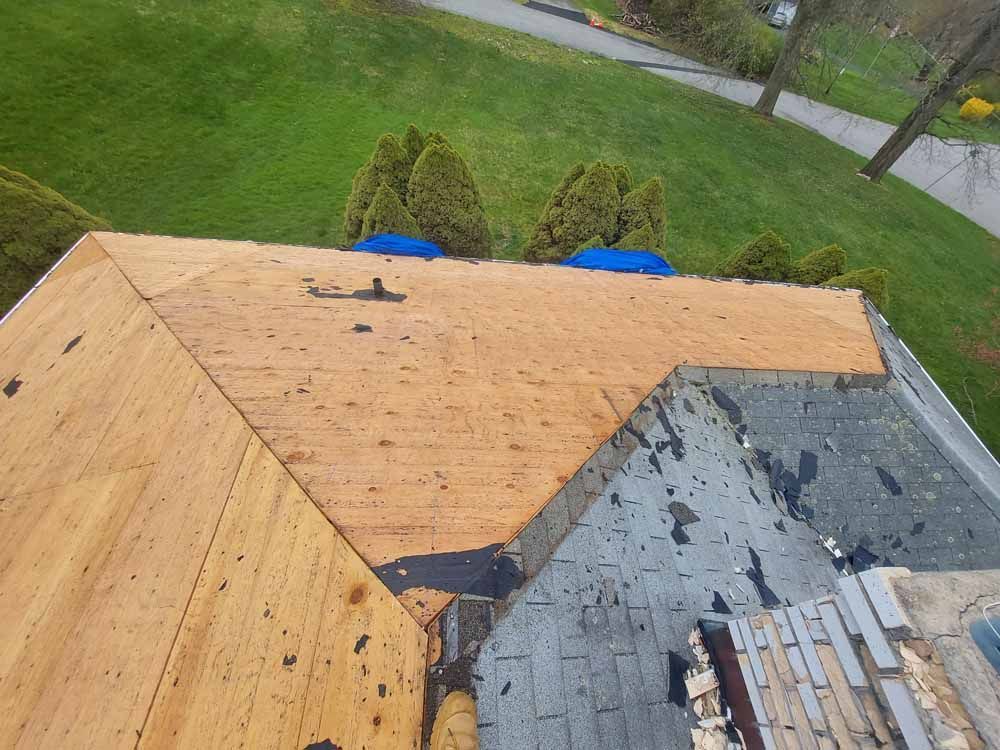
[373, 277, 385, 299]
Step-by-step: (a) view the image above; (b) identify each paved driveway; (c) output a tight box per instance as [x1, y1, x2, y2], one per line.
[423, 0, 1000, 238]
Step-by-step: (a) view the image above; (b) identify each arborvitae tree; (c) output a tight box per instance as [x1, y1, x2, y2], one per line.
[788, 244, 847, 285]
[547, 162, 621, 262]
[407, 143, 490, 258]
[619, 177, 666, 250]
[424, 131, 450, 149]
[1, 166, 110, 315]
[360, 183, 423, 241]
[524, 163, 587, 262]
[343, 134, 411, 245]
[823, 268, 889, 310]
[612, 223, 657, 251]
[714, 230, 792, 282]
[525, 163, 667, 263]
[575, 235, 606, 253]
[612, 163, 634, 197]
[402, 124, 426, 167]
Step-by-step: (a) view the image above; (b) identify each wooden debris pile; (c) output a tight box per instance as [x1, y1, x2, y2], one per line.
[688, 628, 744, 750]
[620, 0, 662, 34]
[898, 639, 985, 750]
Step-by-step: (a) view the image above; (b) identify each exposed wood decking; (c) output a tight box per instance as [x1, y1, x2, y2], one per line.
[0, 237, 425, 749]
[94, 232, 885, 624]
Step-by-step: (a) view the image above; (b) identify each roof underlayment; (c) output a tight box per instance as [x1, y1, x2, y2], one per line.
[1, 231, 996, 749]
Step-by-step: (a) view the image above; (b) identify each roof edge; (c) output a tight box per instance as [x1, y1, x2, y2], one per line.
[0, 231, 93, 328]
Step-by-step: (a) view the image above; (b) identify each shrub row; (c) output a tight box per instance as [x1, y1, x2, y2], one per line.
[343, 125, 490, 258]
[713, 229, 889, 309]
[523, 161, 666, 263]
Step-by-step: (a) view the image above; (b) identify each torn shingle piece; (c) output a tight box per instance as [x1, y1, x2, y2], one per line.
[834, 593, 861, 637]
[798, 600, 820, 620]
[771, 609, 797, 645]
[759, 725, 779, 750]
[738, 618, 768, 686]
[857, 568, 911, 631]
[728, 620, 745, 652]
[785, 607, 828, 687]
[837, 576, 900, 673]
[881, 678, 932, 750]
[817, 602, 866, 688]
[737, 653, 769, 727]
[796, 683, 825, 732]
[805, 618, 827, 643]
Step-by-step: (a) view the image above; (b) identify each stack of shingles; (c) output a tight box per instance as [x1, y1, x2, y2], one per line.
[728, 569, 933, 750]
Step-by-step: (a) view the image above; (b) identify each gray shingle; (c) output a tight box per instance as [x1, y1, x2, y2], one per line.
[597, 708, 629, 748]
[538, 715, 572, 750]
[529, 603, 566, 718]
[584, 606, 622, 711]
[738, 618, 767, 686]
[881, 678, 932, 750]
[617, 654, 655, 750]
[629, 608, 668, 703]
[471, 376, 861, 750]
[496, 657, 539, 748]
[785, 607, 829, 687]
[738, 653, 769, 727]
[838, 576, 900, 673]
[857, 569, 909, 630]
[817, 602, 867, 687]
[562, 657, 601, 750]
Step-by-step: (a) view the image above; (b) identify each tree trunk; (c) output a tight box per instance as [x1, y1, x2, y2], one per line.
[754, 0, 816, 116]
[754, 24, 807, 115]
[859, 10, 1000, 182]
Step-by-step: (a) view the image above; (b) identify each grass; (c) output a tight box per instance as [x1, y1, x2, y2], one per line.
[2, 0, 998, 454]
[578, 0, 622, 22]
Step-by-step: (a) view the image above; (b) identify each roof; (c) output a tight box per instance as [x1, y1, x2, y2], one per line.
[96, 231, 882, 624]
[0, 231, 889, 748]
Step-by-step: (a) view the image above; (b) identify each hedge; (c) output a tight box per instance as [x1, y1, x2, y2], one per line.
[402, 123, 426, 166]
[523, 162, 587, 262]
[823, 267, 889, 310]
[0, 166, 110, 315]
[619, 177, 665, 250]
[407, 143, 490, 258]
[360, 183, 422, 241]
[714, 229, 791, 281]
[788, 244, 847, 285]
[576, 234, 605, 253]
[343, 134, 411, 244]
[612, 223, 657, 251]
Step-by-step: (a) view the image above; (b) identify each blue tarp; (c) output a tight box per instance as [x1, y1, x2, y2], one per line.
[560, 248, 676, 275]
[352, 234, 445, 258]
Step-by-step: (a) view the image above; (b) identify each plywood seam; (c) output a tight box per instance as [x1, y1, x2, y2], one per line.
[89, 234, 426, 628]
[294, 532, 339, 746]
[131, 435, 254, 749]
[0, 461, 160, 501]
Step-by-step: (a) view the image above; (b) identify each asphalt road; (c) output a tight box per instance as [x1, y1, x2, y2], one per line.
[422, 0, 1000, 238]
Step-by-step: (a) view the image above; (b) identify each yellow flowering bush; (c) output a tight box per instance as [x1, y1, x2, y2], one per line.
[959, 97, 995, 122]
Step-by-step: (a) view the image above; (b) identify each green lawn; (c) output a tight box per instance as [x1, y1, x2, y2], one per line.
[2, 0, 998, 454]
